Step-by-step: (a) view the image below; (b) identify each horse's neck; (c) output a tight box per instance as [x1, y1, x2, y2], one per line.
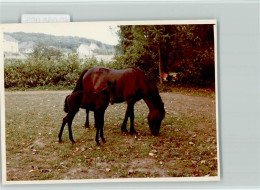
[143, 98, 155, 112]
[143, 94, 162, 112]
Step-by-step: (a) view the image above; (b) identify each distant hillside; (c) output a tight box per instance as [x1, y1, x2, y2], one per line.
[5, 32, 115, 53]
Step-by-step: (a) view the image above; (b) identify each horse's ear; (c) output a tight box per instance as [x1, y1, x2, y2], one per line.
[107, 80, 111, 86]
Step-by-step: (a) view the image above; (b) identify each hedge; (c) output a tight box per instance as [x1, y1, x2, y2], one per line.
[4, 54, 129, 89]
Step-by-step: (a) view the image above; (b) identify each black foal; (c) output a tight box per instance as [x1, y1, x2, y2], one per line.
[58, 80, 117, 146]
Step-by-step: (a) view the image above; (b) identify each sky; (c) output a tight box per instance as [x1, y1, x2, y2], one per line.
[1, 22, 120, 45]
[1, 20, 216, 45]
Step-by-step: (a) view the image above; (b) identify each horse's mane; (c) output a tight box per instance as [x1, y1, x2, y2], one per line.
[143, 72, 165, 115]
[149, 88, 165, 112]
[73, 69, 88, 93]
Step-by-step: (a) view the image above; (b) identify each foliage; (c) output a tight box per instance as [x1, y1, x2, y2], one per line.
[4, 54, 128, 89]
[115, 25, 215, 87]
[30, 42, 63, 60]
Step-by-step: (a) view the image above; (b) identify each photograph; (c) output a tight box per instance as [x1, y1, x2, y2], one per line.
[0, 20, 219, 184]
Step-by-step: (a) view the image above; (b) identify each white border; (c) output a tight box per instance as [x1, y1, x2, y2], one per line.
[214, 24, 220, 179]
[0, 24, 7, 185]
[0, 20, 219, 185]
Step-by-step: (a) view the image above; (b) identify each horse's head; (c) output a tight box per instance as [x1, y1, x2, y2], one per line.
[148, 104, 165, 136]
[106, 80, 117, 105]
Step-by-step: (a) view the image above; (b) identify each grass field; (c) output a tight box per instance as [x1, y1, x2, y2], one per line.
[4, 88, 218, 181]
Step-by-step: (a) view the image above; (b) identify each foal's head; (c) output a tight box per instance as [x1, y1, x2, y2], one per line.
[104, 80, 117, 105]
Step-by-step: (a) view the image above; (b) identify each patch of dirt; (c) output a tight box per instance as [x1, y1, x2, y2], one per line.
[128, 158, 167, 176]
[62, 167, 108, 179]
[33, 139, 46, 148]
[162, 92, 215, 116]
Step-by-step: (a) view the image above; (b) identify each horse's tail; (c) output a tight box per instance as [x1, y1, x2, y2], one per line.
[64, 95, 70, 113]
[73, 69, 88, 93]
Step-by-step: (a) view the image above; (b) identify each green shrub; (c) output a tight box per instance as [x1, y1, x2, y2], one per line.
[4, 54, 129, 89]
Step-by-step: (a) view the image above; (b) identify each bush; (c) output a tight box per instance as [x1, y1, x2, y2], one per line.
[4, 54, 129, 89]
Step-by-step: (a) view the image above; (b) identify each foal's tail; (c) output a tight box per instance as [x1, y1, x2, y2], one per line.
[64, 95, 70, 113]
[73, 69, 88, 93]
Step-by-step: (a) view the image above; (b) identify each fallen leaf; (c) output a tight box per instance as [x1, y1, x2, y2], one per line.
[41, 169, 49, 173]
[105, 168, 111, 172]
[151, 150, 158, 154]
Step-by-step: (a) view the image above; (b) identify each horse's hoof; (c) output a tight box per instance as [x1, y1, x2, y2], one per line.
[58, 140, 62, 143]
[71, 140, 76, 144]
[102, 139, 106, 143]
[85, 125, 90, 129]
[121, 128, 128, 133]
[96, 142, 101, 146]
[130, 130, 138, 135]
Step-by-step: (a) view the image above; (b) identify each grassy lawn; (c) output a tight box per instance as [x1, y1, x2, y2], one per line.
[4, 89, 218, 181]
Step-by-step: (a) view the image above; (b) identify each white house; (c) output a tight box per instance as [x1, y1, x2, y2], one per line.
[3, 34, 19, 53]
[19, 41, 35, 54]
[77, 43, 99, 58]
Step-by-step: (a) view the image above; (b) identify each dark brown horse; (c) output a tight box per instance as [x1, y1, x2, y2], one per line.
[74, 67, 165, 136]
[58, 80, 117, 145]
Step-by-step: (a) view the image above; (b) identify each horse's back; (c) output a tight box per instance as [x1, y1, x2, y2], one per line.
[82, 67, 157, 101]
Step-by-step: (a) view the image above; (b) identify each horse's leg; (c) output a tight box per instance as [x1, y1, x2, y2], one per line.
[58, 115, 69, 142]
[84, 109, 90, 128]
[99, 110, 106, 143]
[129, 104, 138, 135]
[121, 101, 136, 133]
[94, 111, 101, 146]
[68, 111, 77, 143]
[121, 106, 130, 132]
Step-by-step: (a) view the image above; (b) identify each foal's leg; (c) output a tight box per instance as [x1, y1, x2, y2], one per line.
[58, 115, 69, 142]
[68, 111, 77, 143]
[84, 109, 90, 128]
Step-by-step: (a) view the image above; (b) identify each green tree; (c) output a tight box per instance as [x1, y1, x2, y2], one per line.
[115, 24, 215, 87]
[31, 42, 63, 60]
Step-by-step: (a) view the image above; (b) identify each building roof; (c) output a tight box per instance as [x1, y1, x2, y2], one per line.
[4, 34, 18, 43]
